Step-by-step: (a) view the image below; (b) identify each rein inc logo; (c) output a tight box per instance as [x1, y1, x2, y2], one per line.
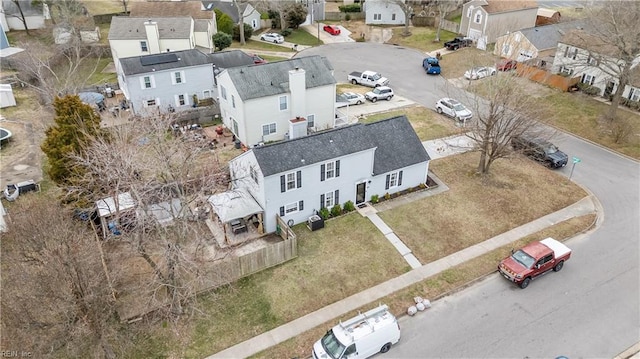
[1, 351, 32, 357]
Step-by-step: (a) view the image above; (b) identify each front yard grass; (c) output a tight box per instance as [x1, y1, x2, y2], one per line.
[170, 213, 410, 358]
[379, 152, 587, 264]
[359, 105, 463, 141]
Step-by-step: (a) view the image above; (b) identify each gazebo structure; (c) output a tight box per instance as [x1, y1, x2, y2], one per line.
[207, 188, 265, 245]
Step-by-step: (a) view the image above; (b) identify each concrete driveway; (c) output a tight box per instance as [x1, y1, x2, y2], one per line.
[301, 23, 354, 44]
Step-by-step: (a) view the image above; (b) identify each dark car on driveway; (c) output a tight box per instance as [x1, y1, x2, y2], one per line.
[511, 135, 568, 168]
[444, 36, 473, 50]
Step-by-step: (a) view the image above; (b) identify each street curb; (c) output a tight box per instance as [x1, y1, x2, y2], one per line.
[614, 342, 640, 359]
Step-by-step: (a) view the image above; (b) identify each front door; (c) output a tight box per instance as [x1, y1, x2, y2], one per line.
[355, 182, 366, 204]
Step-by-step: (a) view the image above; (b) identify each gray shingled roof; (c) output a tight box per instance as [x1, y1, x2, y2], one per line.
[253, 116, 430, 177]
[194, 19, 209, 32]
[224, 56, 335, 101]
[202, 1, 248, 23]
[210, 50, 255, 70]
[119, 49, 214, 76]
[518, 20, 586, 51]
[108, 17, 193, 40]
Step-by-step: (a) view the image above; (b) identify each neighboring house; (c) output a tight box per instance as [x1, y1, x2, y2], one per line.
[129, 0, 216, 52]
[117, 49, 216, 115]
[202, 0, 261, 31]
[299, 0, 326, 25]
[551, 29, 640, 100]
[460, 0, 538, 50]
[108, 17, 196, 69]
[216, 55, 337, 148]
[494, 21, 585, 65]
[228, 115, 431, 233]
[0, 0, 48, 31]
[363, 0, 406, 25]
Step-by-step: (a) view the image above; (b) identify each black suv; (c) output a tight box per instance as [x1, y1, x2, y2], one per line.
[511, 135, 568, 168]
[444, 37, 473, 50]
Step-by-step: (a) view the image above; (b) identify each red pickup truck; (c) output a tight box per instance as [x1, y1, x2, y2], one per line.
[498, 238, 571, 289]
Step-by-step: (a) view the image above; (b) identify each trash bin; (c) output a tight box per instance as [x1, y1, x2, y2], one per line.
[234, 140, 241, 149]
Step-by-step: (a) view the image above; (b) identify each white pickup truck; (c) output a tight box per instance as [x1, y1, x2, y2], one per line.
[348, 71, 389, 88]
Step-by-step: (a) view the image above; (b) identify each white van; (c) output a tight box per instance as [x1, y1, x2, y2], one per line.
[312, 304, 400, 359]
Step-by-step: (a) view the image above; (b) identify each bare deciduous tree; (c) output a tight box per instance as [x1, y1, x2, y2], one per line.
[455, 72, 543, 175]
[1, 194, 122, 358]
[383, 0, 419, 36]
[13, 40, 107, 105]
[433, 0, 461, 42]
[265, 0, 298, 31]
[71, 114, 232, 319]
[230, 0, 261, 45]
[571, 1, 640, 122]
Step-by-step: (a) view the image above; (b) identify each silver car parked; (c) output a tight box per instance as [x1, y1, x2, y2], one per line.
[435, 98, 473, 122]
[260, 32, 284, 44]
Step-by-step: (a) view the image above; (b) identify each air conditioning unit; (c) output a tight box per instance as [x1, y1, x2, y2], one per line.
[307, 214, 324, 231]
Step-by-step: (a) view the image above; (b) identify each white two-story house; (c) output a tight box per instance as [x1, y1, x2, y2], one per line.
[129, 1, 217, 52]
[108, 17, 197, 70]
[226, 115, 431, 234]
[216, 56, 337, 148]
[117, 49, 215, 116]
[551, 29, 640, 100]
[461, 0, 538, 50]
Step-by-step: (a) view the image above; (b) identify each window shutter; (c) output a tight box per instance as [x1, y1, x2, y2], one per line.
[280, 175, 285, 192]
[320, 194, 325, 209]
[320, 164, 325, 181]
[398, 171, 403, 186]
[335, 190, 339, 205]
[335, 160, 340, 177]
[297, 170, 302, 188]
[590, 76, 595, 85]
[385, 174, 390, 190]
[280, 206, 285, 216]
[299, 200, 304, 210]
[581, 74, 585, 83]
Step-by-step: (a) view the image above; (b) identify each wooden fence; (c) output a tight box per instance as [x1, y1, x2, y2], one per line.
[438, 19, 460, 34]
[119, 234, 298, 321]
[325, 12, 365, 21]
[516, 64, 580, 92]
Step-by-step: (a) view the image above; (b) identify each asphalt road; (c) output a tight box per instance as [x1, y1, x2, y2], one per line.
[299, 43, 640, 358]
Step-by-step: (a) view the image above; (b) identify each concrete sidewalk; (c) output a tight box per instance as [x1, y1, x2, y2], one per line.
[207, 195, 598, 359]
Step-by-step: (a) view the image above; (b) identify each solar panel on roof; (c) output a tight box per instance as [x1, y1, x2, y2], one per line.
[140, 53, 178, 66]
